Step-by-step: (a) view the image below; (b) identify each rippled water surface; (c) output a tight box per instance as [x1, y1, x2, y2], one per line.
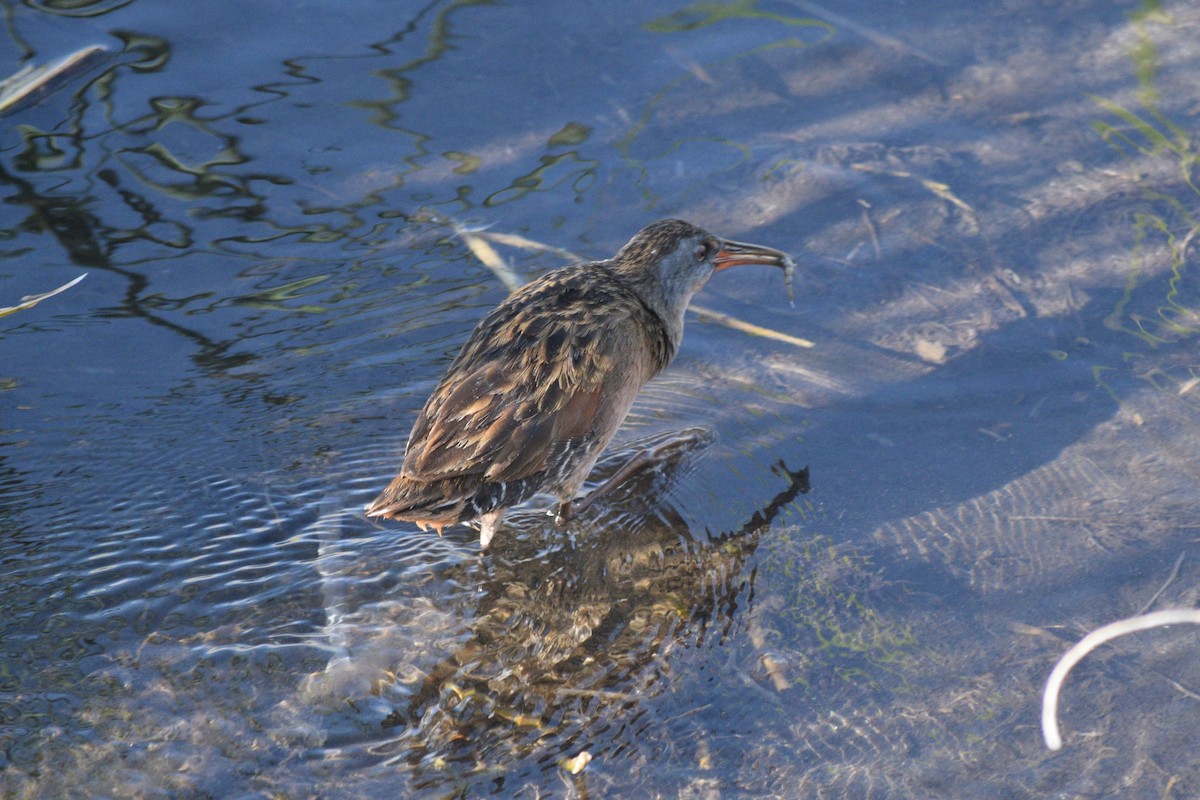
[5, 0, 1200, 797]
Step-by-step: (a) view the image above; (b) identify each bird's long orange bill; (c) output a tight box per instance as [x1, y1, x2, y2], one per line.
[715, 238, 796, 304]
[713, 238, 793, 271]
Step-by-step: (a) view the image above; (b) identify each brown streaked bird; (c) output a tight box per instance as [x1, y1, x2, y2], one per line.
[365, 219, 795, 550]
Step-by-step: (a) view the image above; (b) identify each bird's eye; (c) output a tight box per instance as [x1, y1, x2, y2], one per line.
[694, 241, 713, 261]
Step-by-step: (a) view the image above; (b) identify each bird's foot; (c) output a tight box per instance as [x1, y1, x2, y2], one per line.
[478, 509, 504, 551]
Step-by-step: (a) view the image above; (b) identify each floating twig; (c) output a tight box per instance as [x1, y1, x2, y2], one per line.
[780, 0, 949, 67]
[0, 273, 87, 319]
[850, 163, 979, 232]
[1159, 673, 1200, 703]
[858, 198, 882, 259]
[1138, 552, 1186, 615]
[452, 224, 524, 293]
[690, 304, 815, 349]
[1042, 608, 1200, 750]
[474, 230, 581, 263]
[0, 45, 108, 115]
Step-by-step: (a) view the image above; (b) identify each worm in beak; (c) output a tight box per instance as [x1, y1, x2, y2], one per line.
[714, 238, 796, 305]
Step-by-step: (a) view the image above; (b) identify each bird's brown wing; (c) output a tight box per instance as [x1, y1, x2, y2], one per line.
[399, 267, 666, 485]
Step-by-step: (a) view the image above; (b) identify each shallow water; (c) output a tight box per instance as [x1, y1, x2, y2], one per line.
[4, 0, 1200, 797]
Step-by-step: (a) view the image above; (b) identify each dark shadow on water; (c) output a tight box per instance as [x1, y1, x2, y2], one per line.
[827, 307, 1108, 509]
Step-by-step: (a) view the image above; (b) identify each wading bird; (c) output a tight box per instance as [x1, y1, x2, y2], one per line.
[366, 219, 795, 550]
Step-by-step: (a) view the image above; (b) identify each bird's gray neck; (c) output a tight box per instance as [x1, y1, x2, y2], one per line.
[646, 292, 687, 355]
[606, 262, 685, 363]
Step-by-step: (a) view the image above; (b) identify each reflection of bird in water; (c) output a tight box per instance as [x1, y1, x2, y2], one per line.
[366, 219, 795, 550]
[374, 431, 810, 784]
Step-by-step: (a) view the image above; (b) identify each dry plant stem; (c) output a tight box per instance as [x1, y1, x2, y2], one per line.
[689, 304, 815, 349]
[780, 0, 949, 67]
[1042, 608, 1200, 751]
[475, 230, 581, 263]
[0, 45, 107, 114]
[1158, 673, 1200, 703]
[456, 228, 524, 293]
[1138, 551, 1186, 615]
[858, 199, 882, 259]
[0, 273, 87, 319]
[849, 163, 980, 231]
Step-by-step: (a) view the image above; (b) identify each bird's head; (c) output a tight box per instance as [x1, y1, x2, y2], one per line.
[611, 219, 794, 347]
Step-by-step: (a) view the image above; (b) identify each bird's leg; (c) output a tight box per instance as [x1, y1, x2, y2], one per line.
[572, 452, 653, 516]
[554, 500, 573, 529]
